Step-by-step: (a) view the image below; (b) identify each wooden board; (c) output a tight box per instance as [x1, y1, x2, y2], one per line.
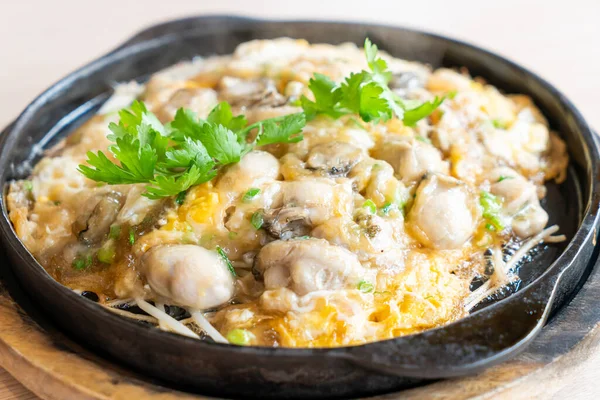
[0, 248, 599, 400]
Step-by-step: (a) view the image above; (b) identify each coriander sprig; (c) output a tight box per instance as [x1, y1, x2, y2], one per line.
[78, 38, 443, 199]
[78, 101, 305, 199]
[301, 38, 444, 126]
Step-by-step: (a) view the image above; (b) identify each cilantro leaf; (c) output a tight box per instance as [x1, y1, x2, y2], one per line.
[116, 100, 165, 136]
[79, 37, 445, 200]
[358, 81, 391, 123]
[78, 151, 144, 184]
[337, 74, 394, 123]
[170, 106, 245, 164]
[300, 37, 443, 126]
[145, 163, 217, 199]
[160, 137, 213, 170]
[300, 73, 343, 120]
[108, 135, 157, 181]
[255, 113, 305, 146]
[207, 102, 248, 134]
[200, 123, 244, 165]
[402, 96, 444, 127]
[170, 108, 205, 142]
[79, 99, 304, 199]
[364, 38, 392, 85]
[337, 72, 367, 115]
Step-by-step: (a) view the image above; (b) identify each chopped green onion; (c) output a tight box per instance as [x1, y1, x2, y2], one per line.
[358, 280, 374, 293]
[22, 180, 33, 191]
[243, 188, 261, 202]
[485, 223, 496, 232]
[447, 90, 458, 100]
[73, 254, 93, 270]
[480, 191, 504, 231]
[297, 235, 311, 240]
[175, 190, 187, 206]
[492, 119, 507, 129]
[362, 199, 377, 214]
[497, 176, 513, 182]
[226, 328, 255, 345]
[109, 225, 121, 240]
[251, 211, 264, 230]
[97, 244, 116, 264]
[381, 202, 394, 215]
[128, 228, 136, 245]
[216, 246, 236, 276]
[228, 231, 238, 239]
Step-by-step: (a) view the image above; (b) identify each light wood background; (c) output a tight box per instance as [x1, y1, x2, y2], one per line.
[0, 1, 599, 398]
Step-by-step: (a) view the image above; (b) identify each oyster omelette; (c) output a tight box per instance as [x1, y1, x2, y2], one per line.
[7, 38, 568, 347]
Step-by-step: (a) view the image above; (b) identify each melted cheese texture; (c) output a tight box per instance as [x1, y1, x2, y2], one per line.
[7, 38, 569, 347]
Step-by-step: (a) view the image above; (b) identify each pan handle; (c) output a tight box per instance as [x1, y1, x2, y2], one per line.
[341, 271, 561, 378]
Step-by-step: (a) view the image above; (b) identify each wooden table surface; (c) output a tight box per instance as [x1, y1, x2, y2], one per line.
[1, 1, 599, 398]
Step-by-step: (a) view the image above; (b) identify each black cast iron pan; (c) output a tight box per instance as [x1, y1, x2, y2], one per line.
[0, 16, 599, 399]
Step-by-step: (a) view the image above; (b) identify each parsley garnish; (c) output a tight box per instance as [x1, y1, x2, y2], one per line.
[402, 96, 445, 127]
[79, 38, 444, 198]
[79, 101, 305, 199]
[301, 38, 445, 126]
[175, 190, 187, 205]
